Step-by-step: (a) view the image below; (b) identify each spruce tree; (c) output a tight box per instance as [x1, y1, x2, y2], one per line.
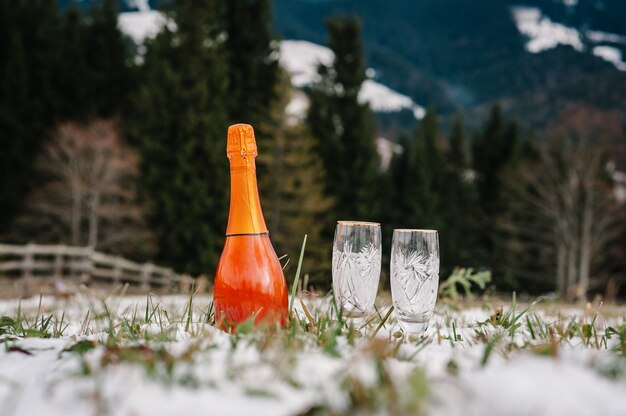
[224, 0, 278, 125]
[127, 0, 230, 275]
[410, 109, 445, 229]
[441, 115, 479, 271]
[223, 0, 282, 225]
[388, 133, 413, 227]
[58, 3, 92, 120]
[471, 104, 523, 287]
[472, 105, 521, 218]
[389, 110, 445, 230]
[258, 74, 333, 288]
[388, 112, 444, 225]
[85, 0, 133, 117]
[0, 0, 61, 234]
[307, 17, 380, 221]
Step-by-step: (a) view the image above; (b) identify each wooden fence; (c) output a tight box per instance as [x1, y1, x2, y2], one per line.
[0, 243, 196, 296]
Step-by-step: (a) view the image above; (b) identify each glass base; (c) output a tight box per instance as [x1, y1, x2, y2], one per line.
[342, 311, 370, 328]
[398, 319, 430, 335]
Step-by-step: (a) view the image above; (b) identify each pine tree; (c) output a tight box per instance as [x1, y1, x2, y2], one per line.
[58, 0, 132, 120]
[58, 3, 92, 120]
[307, 17, 381, 221]
[471, 104, 523, 287]
[258, 74, 333, 288]
[410, 109, 445, 229]
[223, 0, 283, 229]
[126, 0, 230, 275]
[388, 110, 443, 228]
[389, 110, 445, 229]
[389, 112, 480, 275]
[441, 115, 479, 271]
[224, 0, 278, 125]
[85, 0, 133, 117]
[0, 0, 62, 234]
[387, 133, 412, 227]
[472, 105, 521, 218]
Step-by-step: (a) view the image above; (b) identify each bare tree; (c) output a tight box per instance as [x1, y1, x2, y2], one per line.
[14, 120, 154, 257]
[504, 137, 618, 301]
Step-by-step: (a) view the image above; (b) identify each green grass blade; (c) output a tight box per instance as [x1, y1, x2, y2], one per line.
[289, 234, 307, 314]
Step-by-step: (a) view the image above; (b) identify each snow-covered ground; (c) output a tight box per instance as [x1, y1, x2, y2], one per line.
[0, 294, 624, 416]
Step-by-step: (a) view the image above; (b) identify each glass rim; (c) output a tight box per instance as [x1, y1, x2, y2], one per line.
[337, 220, 380, 226]
[393, 228, 438, 233]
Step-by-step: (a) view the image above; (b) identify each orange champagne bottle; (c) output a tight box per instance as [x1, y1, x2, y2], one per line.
[213, 124, 288, 329]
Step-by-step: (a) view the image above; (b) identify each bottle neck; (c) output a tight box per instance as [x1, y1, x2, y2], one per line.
[225, 154, 268, 236]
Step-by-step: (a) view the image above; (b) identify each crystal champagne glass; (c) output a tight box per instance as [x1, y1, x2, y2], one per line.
[390, 229, 439, 334]
[332, 221, 382, 323]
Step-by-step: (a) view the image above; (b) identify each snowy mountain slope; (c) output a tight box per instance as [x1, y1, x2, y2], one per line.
[511, 6, 583, 53]
[511, 6, 626, 71]
[117, 11, 425, 121]
[278, 40, 425, 120]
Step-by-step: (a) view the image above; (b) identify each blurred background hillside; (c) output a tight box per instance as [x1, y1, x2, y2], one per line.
[1, 0, 624, 300]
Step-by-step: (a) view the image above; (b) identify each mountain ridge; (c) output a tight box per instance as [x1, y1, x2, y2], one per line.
[58, 0, 626, 165]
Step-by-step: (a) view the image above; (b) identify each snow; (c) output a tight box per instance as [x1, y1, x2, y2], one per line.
[0, 295, 624, 416]
[511, 4, 626, 72]
[130, 0, 151, 13]
[586, 30, 626, 45]
[511, 6, 626, 72]
[376, 137, 403, 171]
[279, 40, 334, 88]
[361, 80, 426, 119]
[592, 46, 626, 71]
[450, 356, 626, 416]
[118, 10, 169, 44]
[284, 90, 309, 126]
[115, 12, 426, 120]
[279, 40, 426, 119]
[511, 6, 583, 53]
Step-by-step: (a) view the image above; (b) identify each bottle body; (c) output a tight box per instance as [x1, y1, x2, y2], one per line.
[214, 234, 288, 326]
[213, 124, 288, 328]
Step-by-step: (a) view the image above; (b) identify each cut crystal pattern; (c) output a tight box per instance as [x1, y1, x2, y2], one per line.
[332, 241, 381, 312]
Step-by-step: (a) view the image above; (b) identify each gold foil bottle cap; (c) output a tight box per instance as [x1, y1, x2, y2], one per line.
[227, 123, 258, 159]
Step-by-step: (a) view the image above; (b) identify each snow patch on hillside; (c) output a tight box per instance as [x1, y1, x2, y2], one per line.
[285, 90, 310, 126]
[127, 0, 151, 12]
[586, 30, 626, 45]
[593, 46, 626, 71]
[279, 40, 425, 119]
[511, 6, 626, 72]
[117, 12, 425, 120]
[279, 40, 333, 87]
[118, 11, 168, 44]
[376, 137, 403, 171]
[511, 6, 583, 53]
[361, 80, 426, 119]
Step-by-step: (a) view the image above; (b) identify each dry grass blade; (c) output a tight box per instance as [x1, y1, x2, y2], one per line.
[371, 306, 394, 338]
[299, 299, 316, 328]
